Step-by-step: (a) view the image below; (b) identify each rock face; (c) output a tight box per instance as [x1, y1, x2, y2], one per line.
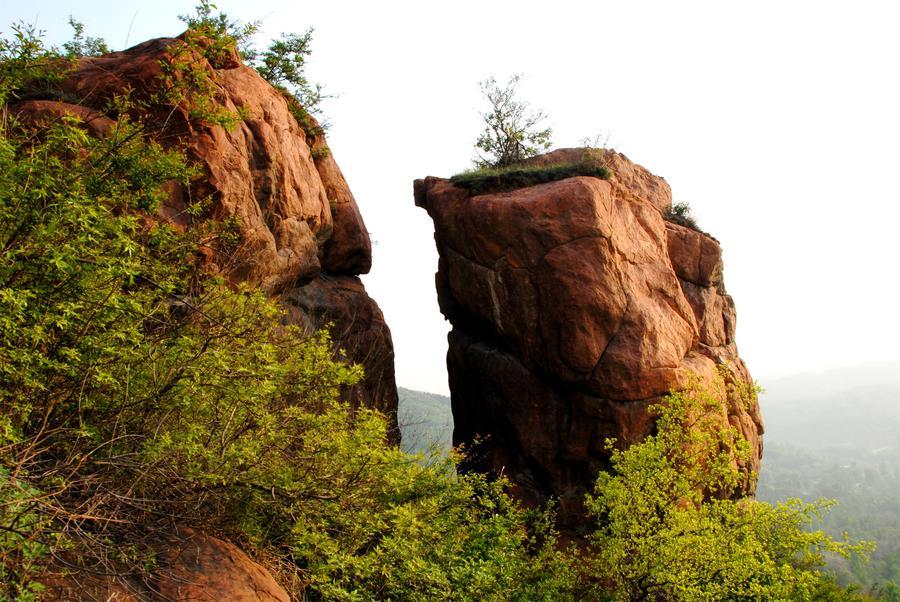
[416, 149, 763, 525]
[41, 529, 290, 601]
[11, 35, 397, 432]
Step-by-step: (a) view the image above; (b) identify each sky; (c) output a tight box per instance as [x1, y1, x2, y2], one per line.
[3, 0, 898, 395]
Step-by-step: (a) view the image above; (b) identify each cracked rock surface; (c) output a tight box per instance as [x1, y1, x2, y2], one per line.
[12, 36, 398, 434]
[416, 149, 763, 526]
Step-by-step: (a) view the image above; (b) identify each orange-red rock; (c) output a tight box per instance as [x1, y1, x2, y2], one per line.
[38, 36, 371, 292]
[10, 100, 115, 137]
[283, 275, 399, 433]
[154, 529, 289, 601]
[417, 150, 763, 526]
[15, 35, 396, 427]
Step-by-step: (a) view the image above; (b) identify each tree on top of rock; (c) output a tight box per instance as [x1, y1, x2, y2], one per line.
[474, 74, 552, 168]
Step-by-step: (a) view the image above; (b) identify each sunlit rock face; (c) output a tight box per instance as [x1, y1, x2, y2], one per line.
[11, 36, 397, 433]
[416, 149, 762, 526]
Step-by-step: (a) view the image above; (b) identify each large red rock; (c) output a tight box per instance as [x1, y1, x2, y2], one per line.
[416, 149, 763, 526]
[19, 36, 399, 591]
[13, 35, 396, 427]
[53, 37, 334, 292]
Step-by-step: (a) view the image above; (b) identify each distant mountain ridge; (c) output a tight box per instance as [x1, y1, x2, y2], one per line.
[759, 362, 900, 451]
[397, 387, 452, 455]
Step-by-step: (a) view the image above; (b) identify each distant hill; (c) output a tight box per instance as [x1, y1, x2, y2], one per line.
[761, 382, 900, 451]
[397, 387, 453, 455]
[756, 363, 900, 592]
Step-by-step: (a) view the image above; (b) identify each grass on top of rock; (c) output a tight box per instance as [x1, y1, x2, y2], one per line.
[450, 157, 610, 195]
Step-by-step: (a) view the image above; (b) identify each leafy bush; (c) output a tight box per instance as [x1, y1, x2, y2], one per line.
[665, 200, 700, 230]
[585, 372, 874, 601]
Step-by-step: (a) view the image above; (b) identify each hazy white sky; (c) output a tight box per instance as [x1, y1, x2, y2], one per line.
[3, 1, 898, 394]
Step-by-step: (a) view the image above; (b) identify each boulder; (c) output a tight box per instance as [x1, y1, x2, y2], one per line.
[13, 34, 397, 426]
[417, 149, 763, 526]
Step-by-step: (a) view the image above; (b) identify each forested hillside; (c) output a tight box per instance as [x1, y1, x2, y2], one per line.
[757, 364, 900, 598]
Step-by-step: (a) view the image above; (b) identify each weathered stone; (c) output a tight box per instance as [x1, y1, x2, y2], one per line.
[520, 147, 673, 213]
[50, 36, 372, 292]
[154, 529, 289, 601]
[417, 150, 763, 526]
[10, 100, 115, 137]
[21, 35, 395, 424]
[282, 276, 399, 438]
[310, 124, 373, 275]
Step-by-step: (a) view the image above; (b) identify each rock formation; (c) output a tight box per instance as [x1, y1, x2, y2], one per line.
[11, 35, 397, 428]
[15, 35, 398, 596]
[416, 148, 763, 525]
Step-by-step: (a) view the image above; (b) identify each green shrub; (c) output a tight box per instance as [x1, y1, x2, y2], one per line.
[665, 200, 700, 230]
[585, 372, 874, 601]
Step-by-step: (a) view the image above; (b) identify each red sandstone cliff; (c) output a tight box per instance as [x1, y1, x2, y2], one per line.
[416, 149, 763, 524]
[14, 36, 397, 597]
[12, 36, 397, 428]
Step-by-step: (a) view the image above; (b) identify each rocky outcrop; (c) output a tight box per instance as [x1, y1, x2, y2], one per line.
[282, 276, 397, 419]
[41, 529, 290, 601]
[416, 149, 762, 525]
[11, 35, 397, 431]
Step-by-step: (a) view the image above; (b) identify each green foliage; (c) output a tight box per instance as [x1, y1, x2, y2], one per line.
[585, 373, 874, 601]
[0, 469, 49, 601]
[292, 450, 579, 601]
[179, 1, 330, 129]
[61, 17, 109, 57]
[0, 22, 66, 106]
[254, 31, 329, 120]
[474, 74, 552, 168]
[178, 0, 260, 59]
[0, 21, 577, 601]
[451, 152, 609, 195]
[665, 200, 700, 230]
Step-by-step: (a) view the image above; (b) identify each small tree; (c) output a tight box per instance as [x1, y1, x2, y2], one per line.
[474, 74, 552, 169]
[179, 1, 329, 121]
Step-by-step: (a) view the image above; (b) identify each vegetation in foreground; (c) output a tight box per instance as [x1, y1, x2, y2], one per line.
[584, 373, 874, 600]
[0, 7, 877, 600]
